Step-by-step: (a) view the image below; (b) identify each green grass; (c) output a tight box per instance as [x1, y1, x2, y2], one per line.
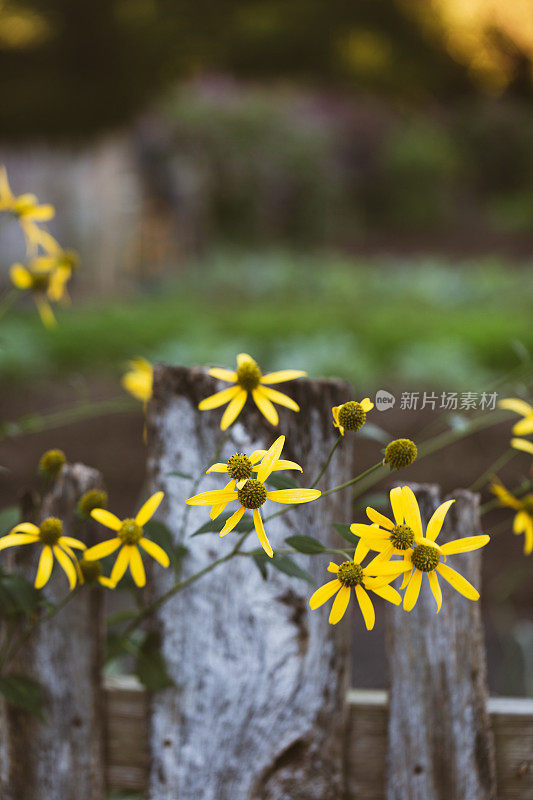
[1, 250, 531, 391]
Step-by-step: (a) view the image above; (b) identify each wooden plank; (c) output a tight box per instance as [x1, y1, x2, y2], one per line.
[104, 681, 533, 800]
[144, 366, 354, 800]
[386, 486, 496, 800]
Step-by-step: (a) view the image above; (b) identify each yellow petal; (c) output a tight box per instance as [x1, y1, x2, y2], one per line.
[329, 585, 351, 624]
[514, 511, 529, 534]
[35, 546, 54, 589]
[136, 491, 164, 526]
[98, 576, 116, 588]
[436, 563, 479, 600]
[110, 546, 131, 585]
[208, 368, 237, 382]
[399, 557, 412, 589]
[524, 520, 533, 555]
[401, 487, 423, 540]
[91, 508, 122, 530]
[250, 449, 267, 464]
[271, 459, 302, 472]
[35, 296, 57, 329]
[498, 398, 533, 417]
[186, 489, 238, 506]
[9, 522, 39, 535]
[236, 352, 255, 367]
[309, 578, 341, 608]
[265, 488, 321, 504]
[368, 582, 402, 605]
[58, 535, 86, 550]
[220, 389, 247, 430]
[139, 537, 170, 567]
[53, 546, 77, 590]
[354, 538, 370, 562]
[252, 388, 279, 426]
[366, 507, 394, 530]
[327, 562, 339, 573]
[257, 435, 285, 484]
[355, 585, 375, 630]
[260, 386, 299, 412]
[10, 264, 32, 289]
[426, 499, 455, 542]
[0, 166, 12, 201]
[350, 523, 389, 539]
[360, 398, 374, 412]
[220, 506, 245, 536]
[331, 406, 340, 425]
[253, 509, 273, 558]
[129, 546, 146, 587]
[440, 535, 490, 555]
[427, 571, 442, 613]
[403, 569, 423, 611]
[0, 533, 38, 551]
[198, 385, 240, 411]
[84, 538, 122, 560]
[490, 479, 521, 509]
[260, 369, 306, 384]
[26, 203, 55, 221]
[513, 417, 533, 436]
[512, 438, 533, 455]
[365, 560, 412, 576]
[389, 486, 404, 526]
[206, 463, 229, 474]
[122, 372, 152, 403]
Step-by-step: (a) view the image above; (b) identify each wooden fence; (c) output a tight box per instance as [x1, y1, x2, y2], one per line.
[1, 366, 532, 799]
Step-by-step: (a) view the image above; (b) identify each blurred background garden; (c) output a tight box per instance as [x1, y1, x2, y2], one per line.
[0, 0, 532, 698]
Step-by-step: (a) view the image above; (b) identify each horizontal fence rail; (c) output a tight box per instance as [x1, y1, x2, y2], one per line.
[105, 678, 533, 800]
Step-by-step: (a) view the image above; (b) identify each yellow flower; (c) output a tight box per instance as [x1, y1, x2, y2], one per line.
[121, 358, 153, 406]
[490, 478, 533, 555]
[499, 398, 533, 437]
[309, 550, 408, 628]
[0, 166, 55, 253]
[0, 517, 86, 590]
[186, 436, 320, 557]
[10, 257, 71, 328]
[199, 353, 306, 430]
[85, 492, 169, 588]
[332, 398, 374, 436]
[375, 490, 490, 613]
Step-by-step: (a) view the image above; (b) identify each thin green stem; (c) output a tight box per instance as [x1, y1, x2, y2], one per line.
[310, 437, 342, 488]
[319, 461, 384, 499]
[468, 448, 516, 492]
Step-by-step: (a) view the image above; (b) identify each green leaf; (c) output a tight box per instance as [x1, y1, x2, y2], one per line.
[143, 520, 188, 572]
[135, 632, 174, 691]
[166, 470, 193, 480]
[270, 554, 314, 585]
[285, 535, 326, 554]
[190, 512, 253, 537]
[106, 608, 139, 627]
[0, 571, 41, 619]
[0, 506, 19, 535]
[265, 473, 300, 490]
[252, 551, 269, 580]
[332, 523, 359, 547]
[354, 492, 388, 511]
[0, 675, 43, 718]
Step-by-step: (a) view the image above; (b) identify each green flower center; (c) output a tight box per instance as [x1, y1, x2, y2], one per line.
[39, 517, 63, 546]
[390, 524, 415, 550]
[38, 449, 66, 477]
[237, 479, 267, 509]
[31, 274, 50, 293]
[338, 401, 366, 431]
[338, 561, 364, 587]
[118, 519, 143, 545]
[78, 489, 108, 518]
[227, 453, 253, 481]
[237, 361, 261, 391]
[79, 558, 102, 584]
[384, 439, 418, 470]
[411, 544, 440, 572]
[521, 494, 533, 515]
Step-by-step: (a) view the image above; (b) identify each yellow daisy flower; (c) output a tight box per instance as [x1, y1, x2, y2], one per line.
[490, 478, 533, 555]
[331, 398, 374, 436]
[121, 358, 153, 406]
[0, 517, 86, 590]
[186, 435, 320, 557]
[10, 257, 71, 328]
[0, 166, 55, 253]
[199, 353, 306, 430]
[390, 491, 490, 613]
[309, 550, 408, 628]
[85, 492, 169, 588]
[499, 398, 533, 437]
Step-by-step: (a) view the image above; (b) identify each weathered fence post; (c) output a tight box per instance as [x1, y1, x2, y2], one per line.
[386, 484, 496, 800]
[145, 365, 354, 800]
[0, 463, 107, 800]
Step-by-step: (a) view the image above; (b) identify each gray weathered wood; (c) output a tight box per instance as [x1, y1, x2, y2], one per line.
[0, 463, 106, 800]
[386, 485, 496, 800]
[103, 679, 533, 800]
[145, 365, 355, 800]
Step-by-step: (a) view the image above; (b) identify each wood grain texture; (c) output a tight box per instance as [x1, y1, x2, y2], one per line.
[145, 365, 355, 800]
[385, 485, 496, 800]
[0, 463, 106, 800]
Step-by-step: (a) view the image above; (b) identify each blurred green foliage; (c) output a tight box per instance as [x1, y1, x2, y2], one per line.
[1, 252, 530, 390]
